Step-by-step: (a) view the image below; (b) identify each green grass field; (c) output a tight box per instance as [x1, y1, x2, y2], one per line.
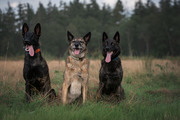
[0, 59, 180, 120]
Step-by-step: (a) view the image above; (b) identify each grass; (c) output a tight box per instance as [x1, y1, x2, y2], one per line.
[0, 59, 180, 120]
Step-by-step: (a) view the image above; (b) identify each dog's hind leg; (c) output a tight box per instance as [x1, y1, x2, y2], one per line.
[96, 82, 104, 100]
[62, 83, 69, 104]
[116, 85, 125, 101]
[42, 76, 56, 101]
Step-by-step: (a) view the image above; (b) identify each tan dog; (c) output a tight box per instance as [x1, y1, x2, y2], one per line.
[62, 31, 91, 104]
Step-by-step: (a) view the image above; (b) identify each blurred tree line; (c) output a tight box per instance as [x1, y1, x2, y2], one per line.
[0, 0, 180, 58]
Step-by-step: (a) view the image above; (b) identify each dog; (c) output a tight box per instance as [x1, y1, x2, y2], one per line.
[96, 31, 125, 101]
[22, 23, 56, 102]
[62, 31, 91, 104]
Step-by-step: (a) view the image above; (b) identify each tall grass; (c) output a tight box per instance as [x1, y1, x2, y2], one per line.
[0, 59, 180, 120]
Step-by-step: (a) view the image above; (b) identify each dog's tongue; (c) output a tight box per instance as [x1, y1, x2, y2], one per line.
[27, 45, 34, 56]
[105, 51, 113, 63]
[74, 49, 80, 55]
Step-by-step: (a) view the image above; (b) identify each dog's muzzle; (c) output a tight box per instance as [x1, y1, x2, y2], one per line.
[72, 44, 83, 55]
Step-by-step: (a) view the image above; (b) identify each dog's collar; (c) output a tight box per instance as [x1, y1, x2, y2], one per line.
[70, 55, 84, 61]
[35, 48, 40, 53]
[111, 56, 119, 62]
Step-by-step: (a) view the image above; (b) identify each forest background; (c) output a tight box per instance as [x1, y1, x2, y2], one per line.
[0, 0, 180, 58]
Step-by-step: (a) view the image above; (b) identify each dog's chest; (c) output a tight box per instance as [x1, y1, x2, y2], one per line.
[102, 61, 120, 72]
[24, 56, 48, 81]
[100, 61, 122, 82]
[68, 57, 88, 73]
[71, 60, 82, 68]
[68, 80, 82, 100]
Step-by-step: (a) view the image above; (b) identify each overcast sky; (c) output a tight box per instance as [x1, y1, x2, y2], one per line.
[0, 0, 160, 12]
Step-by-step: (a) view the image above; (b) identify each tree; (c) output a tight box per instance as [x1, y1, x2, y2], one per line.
[1, 2, 16, 56]
[159, 0, 175, 56]
[36, 2, 47, 24]
[112, 0, 124, 24]
[26, 3, 34, 25]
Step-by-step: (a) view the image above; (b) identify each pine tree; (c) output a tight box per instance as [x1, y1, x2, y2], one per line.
[112, 0, 124, 24]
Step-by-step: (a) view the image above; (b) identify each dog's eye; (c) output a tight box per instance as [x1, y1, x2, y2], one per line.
[111, 43, 114, 46]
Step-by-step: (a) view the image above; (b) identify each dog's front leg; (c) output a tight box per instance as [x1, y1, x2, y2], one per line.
[82, 83, 88, 104]
[25, 82, 31, 102]
[81, 75, 88, 104]
[62, 83, 69, 104]
[81, 62, 89, 104]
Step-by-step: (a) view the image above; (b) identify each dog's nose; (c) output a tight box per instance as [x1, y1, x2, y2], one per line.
[24, 38, 30, 42]
[24, 38, 31, 45]
[105, 47, 110, 51]
[75, 43, 79, 48]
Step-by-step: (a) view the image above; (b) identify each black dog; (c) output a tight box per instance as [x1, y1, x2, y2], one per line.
[97, 31, 125, 101]
[22, 23, 56, 102]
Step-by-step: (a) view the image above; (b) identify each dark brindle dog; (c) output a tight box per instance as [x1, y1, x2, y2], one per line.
[22, 23, 56, 102]
[97, 32, 125, 101]
[62, 31, 91, 104]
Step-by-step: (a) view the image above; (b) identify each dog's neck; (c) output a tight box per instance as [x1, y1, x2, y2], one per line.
[103, 56, 119, 64]
[70, 55, 84, 61]
[112, 56, 119, 62]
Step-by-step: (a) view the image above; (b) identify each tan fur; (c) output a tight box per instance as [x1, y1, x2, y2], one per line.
[62, 56, 89, 104]
[62, 39, 89, 104]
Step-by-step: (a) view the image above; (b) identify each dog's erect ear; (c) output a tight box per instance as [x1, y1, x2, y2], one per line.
[34, 23, 41, 36]
[113, 31, 120, 43]
[102, 32, 108, 43]
[67, 31, 74, 42]
[22, 23, 29, 37]
[83, 32, 91, 44]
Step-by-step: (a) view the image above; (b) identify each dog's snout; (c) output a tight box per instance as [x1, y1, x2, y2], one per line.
[24, 38, 30, 43]
[24, 39, 29, 42]
[24, 38, 32, 45]
[74, 43, 79, 48]
[105, 47, 110, 51]
[24, 41, 29, 44]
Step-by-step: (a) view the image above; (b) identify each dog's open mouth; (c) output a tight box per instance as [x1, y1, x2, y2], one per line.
[105, 51, 113, 63]
[25, 45, 34, 56]
[74, 48, 81, 55]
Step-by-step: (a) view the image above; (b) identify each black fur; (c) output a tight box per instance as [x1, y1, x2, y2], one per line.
[22, 23, 56, 102]
[97, 31, 125, 101]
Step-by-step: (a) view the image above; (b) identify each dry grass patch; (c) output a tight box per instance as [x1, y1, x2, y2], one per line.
[0, 59, 179, 86]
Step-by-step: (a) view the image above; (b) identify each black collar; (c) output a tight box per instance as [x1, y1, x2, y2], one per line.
[112, 56, 119, 61]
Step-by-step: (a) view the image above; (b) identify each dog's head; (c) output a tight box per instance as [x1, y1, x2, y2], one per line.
[22, 23, 41, 56]
[102, 32, 121, 63]
[67, 31, 91, 59]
